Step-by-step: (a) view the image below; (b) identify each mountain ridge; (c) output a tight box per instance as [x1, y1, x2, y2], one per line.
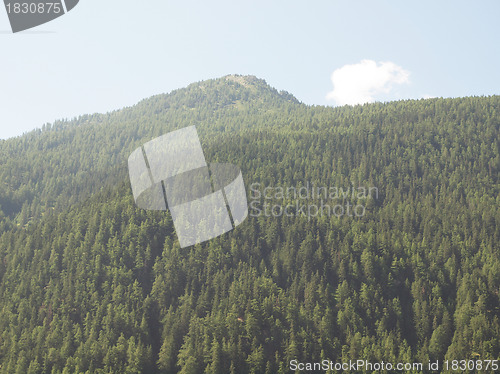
[0, 76, 498, 231]
[0, 76, 498, 373]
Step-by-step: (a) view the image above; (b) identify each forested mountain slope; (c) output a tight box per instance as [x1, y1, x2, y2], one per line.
[0, 76, 498, 373]
[0, 75, 298, 230]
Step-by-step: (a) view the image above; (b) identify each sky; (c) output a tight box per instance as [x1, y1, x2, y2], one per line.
[0, 0, 499, 139]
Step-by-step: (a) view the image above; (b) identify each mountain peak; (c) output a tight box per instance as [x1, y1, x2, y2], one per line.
[224, 74, 264, 87]
[141, 74, 300, 112]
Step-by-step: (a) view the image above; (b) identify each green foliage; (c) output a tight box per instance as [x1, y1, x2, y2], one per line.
[0, 75, 498, 373]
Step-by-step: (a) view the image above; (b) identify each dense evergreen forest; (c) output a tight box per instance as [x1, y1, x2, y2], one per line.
[0, 75, 498, 373]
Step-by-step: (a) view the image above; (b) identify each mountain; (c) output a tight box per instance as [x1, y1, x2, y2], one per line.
[0, 76, 498, 373]
[0, 75, 299, 229]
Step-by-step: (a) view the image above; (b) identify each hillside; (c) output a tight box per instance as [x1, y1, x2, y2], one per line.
[0, 76, 498, 373]
[0, 75, 297, 228]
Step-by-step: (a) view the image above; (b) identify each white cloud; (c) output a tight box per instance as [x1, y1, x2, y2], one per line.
[326, 60, 410, 106]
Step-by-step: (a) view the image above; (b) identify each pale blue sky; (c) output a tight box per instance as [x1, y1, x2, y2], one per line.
[0, 0, 499, 139]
